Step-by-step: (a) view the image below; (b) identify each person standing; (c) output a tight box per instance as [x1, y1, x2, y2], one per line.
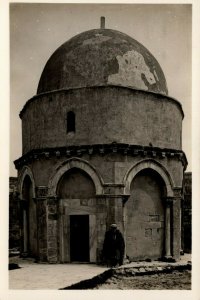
[103, 224, 125, 267]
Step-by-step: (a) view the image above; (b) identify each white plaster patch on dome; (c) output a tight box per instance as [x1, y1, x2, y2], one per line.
[108, 50, 156, 90]
[83, 35, 111, 45]
[153, 70, 159, 81]
[122, 39, 128, 43]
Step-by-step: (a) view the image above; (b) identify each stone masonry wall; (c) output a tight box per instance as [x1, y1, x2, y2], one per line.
[21, 87, 183, 154]
[17, 149, 184, 262]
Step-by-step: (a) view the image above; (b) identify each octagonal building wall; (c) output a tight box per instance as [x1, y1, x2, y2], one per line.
[21, 87, 183, 155]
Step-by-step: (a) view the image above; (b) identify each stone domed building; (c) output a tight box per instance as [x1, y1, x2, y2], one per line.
[14, 18, 187, 263]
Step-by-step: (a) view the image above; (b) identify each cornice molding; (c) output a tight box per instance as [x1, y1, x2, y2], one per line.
[14, 143, 187, 170]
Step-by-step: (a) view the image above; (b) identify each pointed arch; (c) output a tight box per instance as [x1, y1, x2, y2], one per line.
[18, 166, 36, 199]
[48, 157, 104, 196]
[123, 159, 174, 197]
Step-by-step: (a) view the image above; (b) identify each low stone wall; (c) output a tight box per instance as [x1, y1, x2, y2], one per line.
[61, 262, 191, 290]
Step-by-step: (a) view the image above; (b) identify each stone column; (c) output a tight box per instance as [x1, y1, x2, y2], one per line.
[58, 198, 64, 263]
[35, 186, 48, 262]
[47, 196, 59, 263]
[172, 188, 182, 260]
[180, 197, 184, 255]
[164, 197, 173, 259]
[122, 195, 130, 262]
[23, 207, 28, 253]
[19, 199, 28, 255]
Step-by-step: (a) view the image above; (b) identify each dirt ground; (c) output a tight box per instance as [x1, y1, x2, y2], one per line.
[94, 270, 191, 290]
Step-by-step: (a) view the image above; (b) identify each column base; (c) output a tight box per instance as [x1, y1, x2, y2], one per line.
[163, 255, 176, 262]
[20, 251, 29, 258]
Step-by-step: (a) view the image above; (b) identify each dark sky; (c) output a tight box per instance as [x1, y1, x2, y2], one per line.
[9, 3, 191, 175]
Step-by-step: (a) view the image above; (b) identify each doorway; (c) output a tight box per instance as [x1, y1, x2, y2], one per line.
[70, 215, 89, 262]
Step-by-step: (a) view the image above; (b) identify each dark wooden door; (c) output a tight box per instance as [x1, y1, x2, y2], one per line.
[70, 215, 89, 262]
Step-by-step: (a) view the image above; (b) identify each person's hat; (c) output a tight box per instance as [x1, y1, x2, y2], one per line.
[110, 223, 117, 228]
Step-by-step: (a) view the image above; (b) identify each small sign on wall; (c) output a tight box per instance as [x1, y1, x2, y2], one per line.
[148, 214, 160, 222]
[145, 228, 152, 237]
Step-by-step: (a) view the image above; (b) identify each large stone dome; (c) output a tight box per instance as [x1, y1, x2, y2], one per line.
[37, 28, 168, 95]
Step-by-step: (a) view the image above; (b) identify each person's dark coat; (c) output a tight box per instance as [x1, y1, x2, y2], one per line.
[103, 228, 125, 267]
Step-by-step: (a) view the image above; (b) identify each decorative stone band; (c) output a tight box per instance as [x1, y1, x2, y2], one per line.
[103, 183, 125, 195]
[14, 143, 187, 169]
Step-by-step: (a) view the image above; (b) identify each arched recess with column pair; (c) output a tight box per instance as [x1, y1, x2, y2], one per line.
[123, 159, 174, 261]
[48, 157, 105, 263]
[18, 166, 37, 257]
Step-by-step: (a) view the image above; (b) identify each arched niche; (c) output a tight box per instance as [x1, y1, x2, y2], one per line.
[48, 158, 104, 197]
[57, 167, 96, 199]
[18, 166, 37, 256]
[49, 159, 102, 263]
[123, 159, 174, 197]
[125, 168, 166, 260]
[18, 166, 36, 199]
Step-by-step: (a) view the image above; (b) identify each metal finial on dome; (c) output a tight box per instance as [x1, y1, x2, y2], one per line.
[100, 16, 105, 29]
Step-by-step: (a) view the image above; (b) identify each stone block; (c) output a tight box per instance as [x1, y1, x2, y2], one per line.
[47, 222, 57, 236]
[48, 248, 57, 257]
[139, 268, 146, 272]
[145, 228, 152, 237]
[48, 213, 58, 220]
[48, 241, 57, 248]
[48, 205, 57, 214]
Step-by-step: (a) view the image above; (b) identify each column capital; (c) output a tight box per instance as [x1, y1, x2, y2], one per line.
[173, 187, 182, 198]
[47, 195, 59, 199]
[165, 197, 172, 258]
[36, 186, 48, 199]
[47, 196, 59, 203]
